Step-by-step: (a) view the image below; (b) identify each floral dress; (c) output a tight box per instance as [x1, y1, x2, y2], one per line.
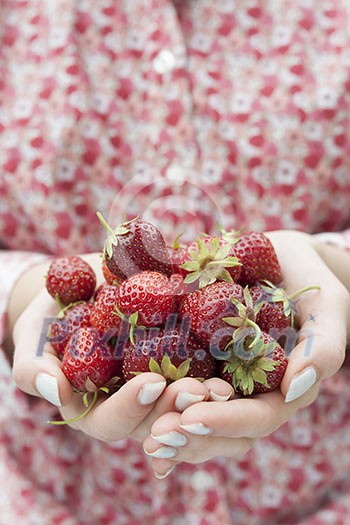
[0, 1, 349, 524]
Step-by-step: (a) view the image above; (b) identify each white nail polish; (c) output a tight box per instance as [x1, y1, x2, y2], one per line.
[179, 423, 211, 435]
[151, 431, 187, 447]
[144, 446, 177, 459]
[285, 366, 317, 403]
[154, 466, 175, 479]
[209, 390, 232, 402]
[35, 373, 61, 406]
[175, 392, 205, 411]
[138, 381, 166, 405]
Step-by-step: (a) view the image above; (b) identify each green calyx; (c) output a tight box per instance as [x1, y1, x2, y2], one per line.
[180, 236, 241, 288]
[260, 280, 320, 327]
[223, 336, 278, 395]
[114, 305, 145, 345]
[223, 286, 263, 349]
[149, 354, 192, 382]
[132, 353, 192, 383]
[97, 211, 138, 259]
[219, 226, 244, 245]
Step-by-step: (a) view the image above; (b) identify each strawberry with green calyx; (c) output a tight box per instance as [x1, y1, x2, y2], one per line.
[179, 236, 242, 289]
[251, 280, 321, 333]
[218, 331, 287, 396]
[116, 271, 175, 328]
[47, 301, 94, 358]
[221, 229, 282, 286]
[90, 284, 122, 335]
[179, 281, 244, 353]
[46, 256, 97, 305]
[222, 286, 264, 350]
[97, 212, 172, 280]
[122, 326, 215, 383]
[61, 326, 122, 393]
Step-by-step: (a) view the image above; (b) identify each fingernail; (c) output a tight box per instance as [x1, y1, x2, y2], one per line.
[209, 390, 232, 402]
[144, 446, 177, 459]
[35, 373, 61, 406]
[285, 366, 317, 403]
[175, 392, 205, 411]
[138, 381, 166, 405]
[151, 431, 187, 447]
[154, 466, 176, 479]
[179, 423, 212, 435]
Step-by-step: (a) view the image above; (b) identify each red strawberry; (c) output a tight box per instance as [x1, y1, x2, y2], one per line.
[122, 326, 216, 382]
[62, 326, 121, 392]
[218, 331, 287, 395]
[179, 235, 242, 288]
[98, 213, 172, 280]
[102, 258, 123, 286]
[169, 273, 188, 310]
[116, 271, 175, 327]
[46, 256, 96, 305]
[250, 280, 320, 342]
[168, 245, 188, 276]
[222, 230, 282, 286]
[179, 282, 244, 353]
[48, 302, 93, 358]
[90, 284, 121, 335]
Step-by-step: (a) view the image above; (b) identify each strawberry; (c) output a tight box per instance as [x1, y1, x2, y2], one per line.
[218, 330, 287, 395]
[46, 256, 96, 305]
[169, 273, 188, 310]
[221, 230, 282, 286]
[90, 284, 121, 335]
[179, 282, 244, 353]
[122, 326, 216, 382]
[97, 213, 172, 280]
[47, 302, 93, 358]
[62, 326, 121, 392]
[116, 271, 175, 328]
[102, 258, 123, 286]
[168, 245, 188, 277]
[250, 280, 320, 342]
[179, 235, 241, 288]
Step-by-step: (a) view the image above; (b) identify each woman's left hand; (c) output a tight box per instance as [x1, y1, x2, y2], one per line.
[143, 231, 350, 479]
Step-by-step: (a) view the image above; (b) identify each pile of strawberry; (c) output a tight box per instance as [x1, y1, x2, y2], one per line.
[46, 214, 318, 407]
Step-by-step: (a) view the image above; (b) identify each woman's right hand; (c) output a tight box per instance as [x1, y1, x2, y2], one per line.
[11, 286, 227, 443]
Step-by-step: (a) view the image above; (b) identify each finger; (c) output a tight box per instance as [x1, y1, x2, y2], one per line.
[12, 288, 73, 406]
[144, 411, 254, 464]
[281, 283, 349, 403]
[176, 385, 320, 439]
[266, 235, 349, 402]
[131, 377, 210, 441]
[150, 459, 177, 480]
[61, 373, 167, 441]
[202, 377, 234, 401]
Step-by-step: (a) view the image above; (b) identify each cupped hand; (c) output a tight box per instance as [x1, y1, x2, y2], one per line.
[11, 276, 213, 443]
[144, 231, 350, 477]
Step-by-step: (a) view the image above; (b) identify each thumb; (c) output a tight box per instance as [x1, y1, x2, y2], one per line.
[12, 288, 73, 406]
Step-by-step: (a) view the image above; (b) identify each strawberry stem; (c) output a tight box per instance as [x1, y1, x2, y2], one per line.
[288, 285, 320, 301]
[47, 388, 108, 426]
[96, 211, 115, 236]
